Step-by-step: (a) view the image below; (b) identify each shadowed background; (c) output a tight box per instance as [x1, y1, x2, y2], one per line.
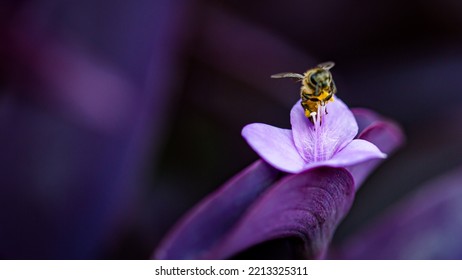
[1, 0, 462, 259]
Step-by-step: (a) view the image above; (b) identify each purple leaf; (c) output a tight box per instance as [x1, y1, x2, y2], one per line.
[351, 108, 383, 133]
[205, 167, 355, 259]
[154, 160, 280, 259]
[340, 166, 462, 259]
[154, 166, 354, 259]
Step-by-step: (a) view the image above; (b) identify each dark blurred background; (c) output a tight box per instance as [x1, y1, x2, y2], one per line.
[1, 0, 462, 259]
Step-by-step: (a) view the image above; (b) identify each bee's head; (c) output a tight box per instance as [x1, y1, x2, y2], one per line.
[309, 69, 332, 87]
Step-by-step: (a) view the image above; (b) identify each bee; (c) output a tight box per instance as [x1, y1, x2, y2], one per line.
[271, 61, 337, 120]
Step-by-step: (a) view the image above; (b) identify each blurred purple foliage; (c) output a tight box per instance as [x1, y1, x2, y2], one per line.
[1, 0, 462, 259]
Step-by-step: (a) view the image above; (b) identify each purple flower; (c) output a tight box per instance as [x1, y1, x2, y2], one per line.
[154, 100, 404, 259]
[242, 98, 386, 173]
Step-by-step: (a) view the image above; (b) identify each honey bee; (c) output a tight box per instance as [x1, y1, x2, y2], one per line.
[271, 61, 337, 120]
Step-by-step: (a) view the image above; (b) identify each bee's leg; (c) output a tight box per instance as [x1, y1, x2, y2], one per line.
[301, 100, 313, 120]
[322, 97, 332, 115]
[323, 93, 334, 114]
[306, 103, 319, 123]
[301, 100, 312, 119]
[305, 110, 312, 118]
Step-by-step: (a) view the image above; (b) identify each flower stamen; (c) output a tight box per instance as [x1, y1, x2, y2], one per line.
[309, 104, 329, 161]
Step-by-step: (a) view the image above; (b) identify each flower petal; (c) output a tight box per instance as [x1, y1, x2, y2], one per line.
[291, 98, 358, 162]
[206, 167, 355, 259]
[286, 139, 385, 173]
[340, 166, 462, 259]
[347, 117, 405, 189]
[242, 123, 306, 173]
[324, 139, 386, 165]
[154, 160, 280, 259]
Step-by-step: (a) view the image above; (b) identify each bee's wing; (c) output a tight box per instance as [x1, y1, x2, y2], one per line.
[318, 61, 335, 70]
[270, 72, 304, 79]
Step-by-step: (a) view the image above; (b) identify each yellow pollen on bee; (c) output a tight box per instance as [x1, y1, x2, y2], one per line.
[318, 89, 333, 101]
[302, 89, 335, 119]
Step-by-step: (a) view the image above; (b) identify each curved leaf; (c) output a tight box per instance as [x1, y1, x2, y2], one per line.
[154, 160, 280, 259]
[205, 167, 354, 259]
[155, 165, 354, 259]
[340, 166, 462, 259]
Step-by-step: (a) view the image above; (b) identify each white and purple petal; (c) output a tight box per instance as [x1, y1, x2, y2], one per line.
[242, 123, 306, 173]
[291, 139, 386, 172]
[326, 139, 386, 165]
